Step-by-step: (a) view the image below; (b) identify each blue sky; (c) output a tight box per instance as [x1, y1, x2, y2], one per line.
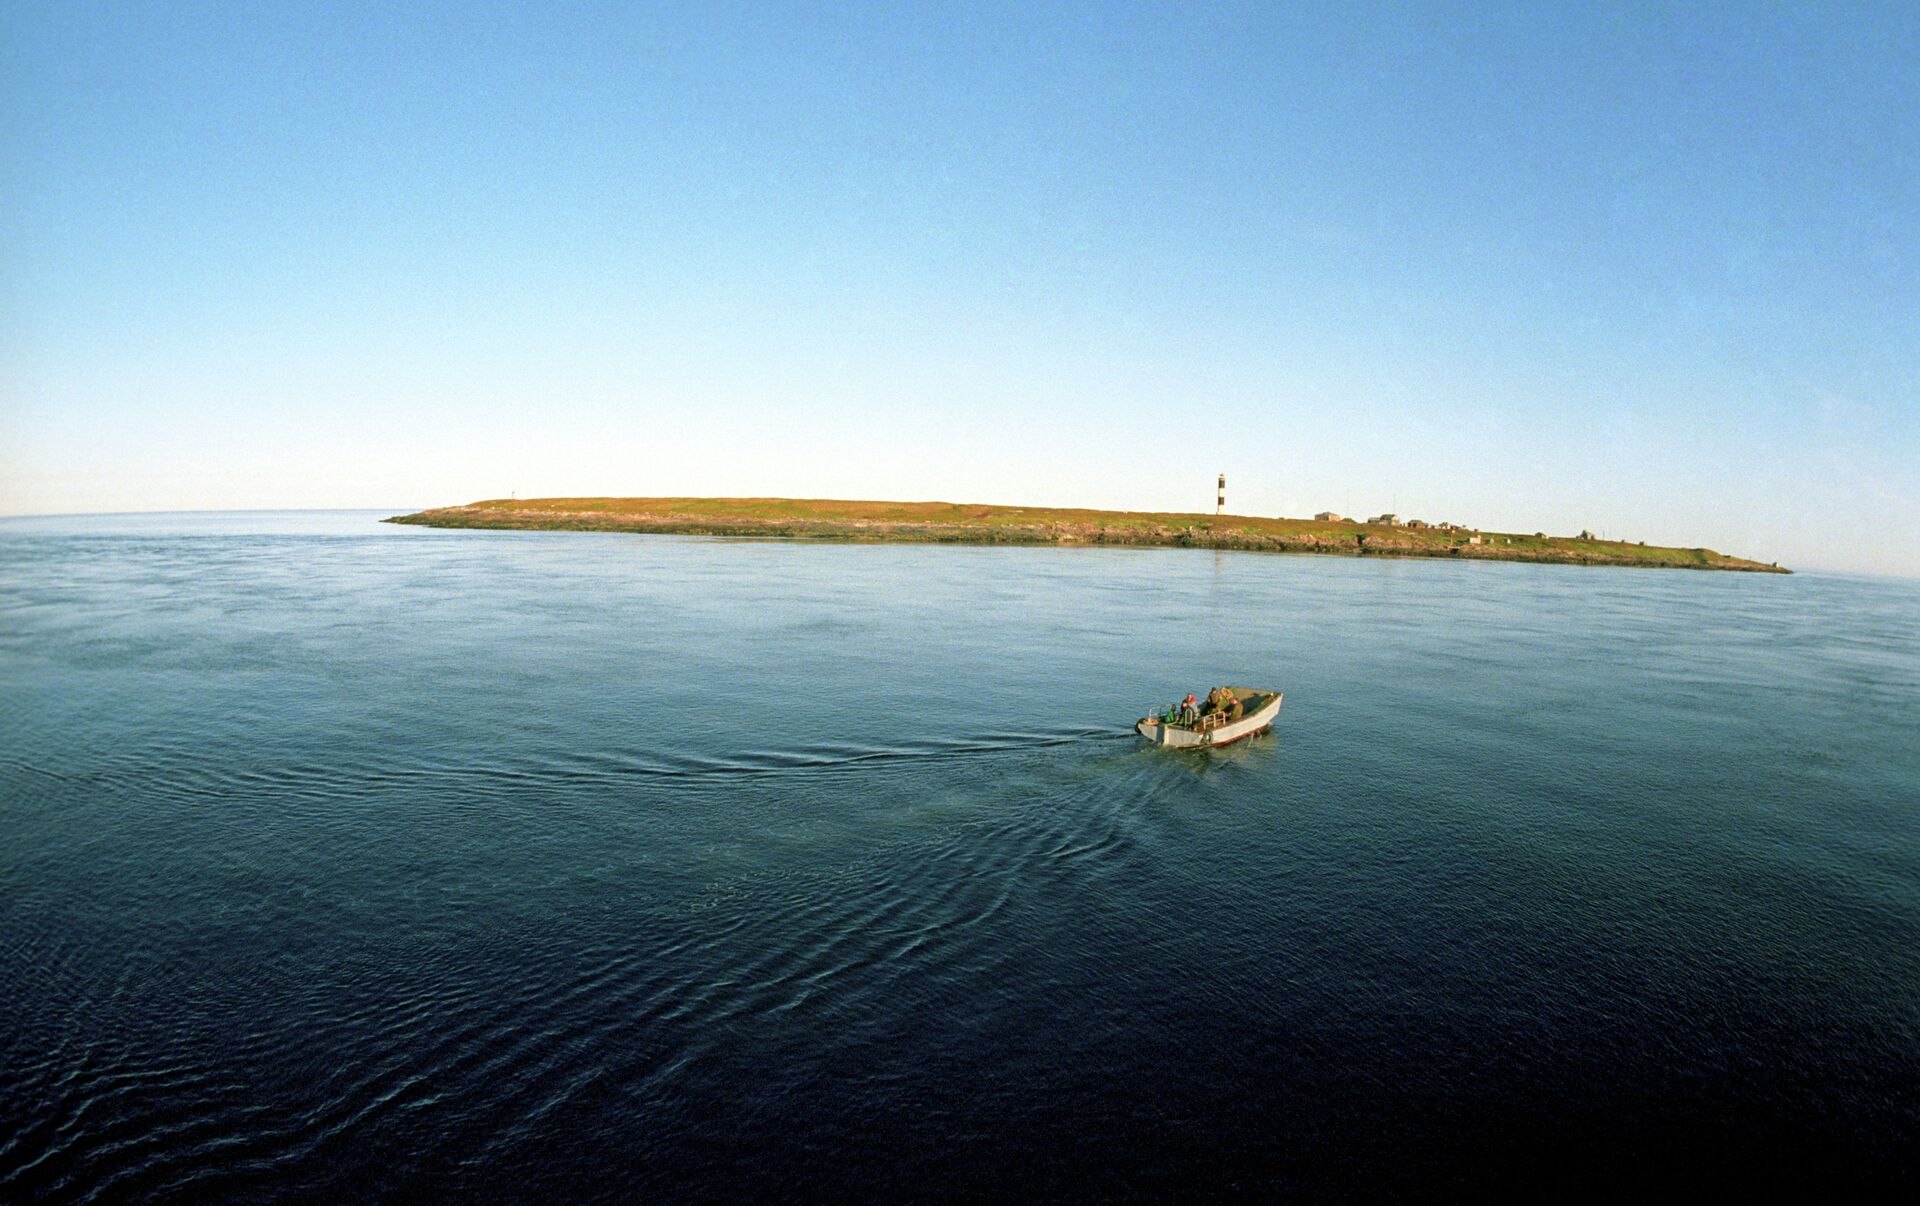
[3, 1, 1915, 574]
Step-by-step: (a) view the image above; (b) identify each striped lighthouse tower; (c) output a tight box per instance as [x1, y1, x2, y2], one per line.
[1216, 473, 1226, 516]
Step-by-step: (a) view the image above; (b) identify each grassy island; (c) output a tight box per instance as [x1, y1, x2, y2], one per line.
[387, 497, 1786, 572]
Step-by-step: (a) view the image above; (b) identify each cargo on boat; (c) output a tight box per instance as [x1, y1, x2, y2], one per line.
[1136, 687, 1282, 749]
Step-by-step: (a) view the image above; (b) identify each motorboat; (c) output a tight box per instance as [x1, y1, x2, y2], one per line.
[1136, 687, 1282, 749]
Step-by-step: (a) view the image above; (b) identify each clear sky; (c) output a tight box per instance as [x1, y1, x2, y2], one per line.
[3, 2, 1915, 575]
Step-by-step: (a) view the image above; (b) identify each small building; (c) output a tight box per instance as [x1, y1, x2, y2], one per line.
[1314, 511, 1345, 522]
[1467, 534, 1483, 545]
[1367, 513, 1402, 526]
[1406, 519, 1429, 529]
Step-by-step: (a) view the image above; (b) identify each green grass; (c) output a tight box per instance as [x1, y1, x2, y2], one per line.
[385, 497, 1787, 572]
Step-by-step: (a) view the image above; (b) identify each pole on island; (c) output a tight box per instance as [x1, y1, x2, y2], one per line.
[1217, 473, 1226, 516]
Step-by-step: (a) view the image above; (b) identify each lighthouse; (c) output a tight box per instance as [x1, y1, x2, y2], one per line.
[1216, 473, 1226, 516]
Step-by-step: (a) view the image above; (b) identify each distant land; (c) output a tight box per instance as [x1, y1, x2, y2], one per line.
[387, 498, 1788, 573]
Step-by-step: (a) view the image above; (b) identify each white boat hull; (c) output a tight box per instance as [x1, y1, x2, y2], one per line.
[1135, 689, 1283, 749]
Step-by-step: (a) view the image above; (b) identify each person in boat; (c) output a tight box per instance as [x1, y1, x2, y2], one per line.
[1181, 694, 1199, 725]
[1205, 687, 1244, 722]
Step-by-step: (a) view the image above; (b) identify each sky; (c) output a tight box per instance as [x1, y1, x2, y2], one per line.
[2, 1, 1915, 575]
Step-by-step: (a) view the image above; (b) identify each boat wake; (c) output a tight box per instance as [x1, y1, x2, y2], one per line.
[1, 725, 1208, 1202]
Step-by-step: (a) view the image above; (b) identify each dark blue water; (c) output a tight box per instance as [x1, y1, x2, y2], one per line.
[3, 511, 1916, 1200]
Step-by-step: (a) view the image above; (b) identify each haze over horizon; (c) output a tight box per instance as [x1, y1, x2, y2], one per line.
[3, 2, 1915, 576]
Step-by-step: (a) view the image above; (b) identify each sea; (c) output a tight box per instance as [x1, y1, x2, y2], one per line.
[2, 510, 1915, 1200]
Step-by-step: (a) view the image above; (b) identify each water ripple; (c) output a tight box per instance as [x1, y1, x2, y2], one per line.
[3, 516, 1916, 1199]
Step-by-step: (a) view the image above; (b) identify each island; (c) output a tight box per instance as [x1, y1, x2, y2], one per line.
[385, 498, 1789, 572]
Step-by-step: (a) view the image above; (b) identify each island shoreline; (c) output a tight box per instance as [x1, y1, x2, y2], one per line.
[386, 499, 1788, 573]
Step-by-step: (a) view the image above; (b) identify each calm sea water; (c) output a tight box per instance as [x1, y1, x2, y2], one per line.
[2, 510, 1916, 1200]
